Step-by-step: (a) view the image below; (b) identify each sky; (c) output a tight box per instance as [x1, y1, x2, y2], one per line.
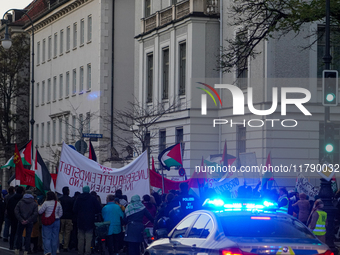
[0, 0, 33, 19]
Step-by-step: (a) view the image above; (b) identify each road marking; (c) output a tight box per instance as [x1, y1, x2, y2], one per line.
[0, 246, 10, 251]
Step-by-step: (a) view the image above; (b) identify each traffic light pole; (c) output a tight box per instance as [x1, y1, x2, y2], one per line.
[319, 0, 337, 253]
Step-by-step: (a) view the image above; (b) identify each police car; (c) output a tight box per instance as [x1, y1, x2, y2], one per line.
[144, 198, 333, 255]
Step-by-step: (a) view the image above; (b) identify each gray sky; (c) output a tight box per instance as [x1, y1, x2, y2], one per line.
[0, 0, 33, 19]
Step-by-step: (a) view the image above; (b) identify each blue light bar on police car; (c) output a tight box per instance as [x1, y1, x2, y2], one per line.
[202, 198, 278, 212]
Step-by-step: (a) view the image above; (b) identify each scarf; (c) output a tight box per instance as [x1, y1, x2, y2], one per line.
[125, 195, 145, 217]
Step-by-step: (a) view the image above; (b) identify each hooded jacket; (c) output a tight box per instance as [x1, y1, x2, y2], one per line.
[7, 193, 23, 221]
[14, 195, 38, 224]
[73, 193, 102, 231]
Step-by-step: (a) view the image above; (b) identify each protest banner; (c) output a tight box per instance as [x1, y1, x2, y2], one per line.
[56, 143, 150, 202]
[212, 177, 244, 198]
[295, 173, 319, 198]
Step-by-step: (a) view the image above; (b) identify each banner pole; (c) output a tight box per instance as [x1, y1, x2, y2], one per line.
[161, 167, 165, 194]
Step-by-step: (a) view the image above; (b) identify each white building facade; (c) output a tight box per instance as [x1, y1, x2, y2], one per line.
[24, 0, 135, 171]
[135, 0, 340, 188]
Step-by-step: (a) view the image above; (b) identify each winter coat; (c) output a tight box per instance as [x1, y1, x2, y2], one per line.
[102, 202, 124, 235]
[7, 193, 23, 221]
[142, 202, 157, 228]
[293, 199, 310, 223]
[73, 193, 102, 231]
[124, 208, 154, 243]
[14, 196, 38, 224]
[59, 195, 74, 220]
[38, 200, 63, 219]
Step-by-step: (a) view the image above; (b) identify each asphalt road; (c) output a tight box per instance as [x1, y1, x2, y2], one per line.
[0, 238, 77, 255]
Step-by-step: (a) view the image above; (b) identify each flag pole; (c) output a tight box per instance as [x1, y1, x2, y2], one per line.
[161, 166, 165, 194]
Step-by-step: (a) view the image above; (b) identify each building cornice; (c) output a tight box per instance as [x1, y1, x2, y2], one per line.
[24, 0, 93, 33]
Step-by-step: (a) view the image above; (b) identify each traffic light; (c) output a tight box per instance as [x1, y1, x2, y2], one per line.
[324, 123, 335, 154]
[322, 70, 338, 106]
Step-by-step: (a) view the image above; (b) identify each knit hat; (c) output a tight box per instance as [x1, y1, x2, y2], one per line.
[25, 190, 33, 195]
[83, 186, 90, 193]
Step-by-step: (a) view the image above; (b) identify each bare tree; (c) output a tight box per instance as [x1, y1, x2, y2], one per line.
[218, 0, 340, 74]
[100, 98, 181, 163]
[0, 33, 30, 160]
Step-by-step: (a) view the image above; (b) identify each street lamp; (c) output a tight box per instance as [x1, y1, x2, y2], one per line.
[1, 9, 35, 154]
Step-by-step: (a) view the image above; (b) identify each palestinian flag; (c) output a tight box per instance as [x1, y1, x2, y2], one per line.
[158, 143, 182, 170]
[89, 140, 97, 162]
[2, 140, 32, 169]
[35, 150, 55, 195]
[262, 152, 274, 190]
[14, 144, 35, 186]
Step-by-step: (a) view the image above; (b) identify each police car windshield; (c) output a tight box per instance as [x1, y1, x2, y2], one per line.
[220, 216, 314, 239]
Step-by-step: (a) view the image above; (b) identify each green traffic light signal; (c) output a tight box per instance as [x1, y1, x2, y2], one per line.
[325, 143, 334, 153]
[326, 93, 335, 102]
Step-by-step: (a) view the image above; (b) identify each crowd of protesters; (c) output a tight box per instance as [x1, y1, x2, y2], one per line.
[0, 181, 335, 255]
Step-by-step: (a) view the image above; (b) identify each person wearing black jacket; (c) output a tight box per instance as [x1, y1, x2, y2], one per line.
[3, 186, 15, 242]
[124, 195, 154, 255]
[6, 186, 24, 250]
[59, 187, 74, 252]
[73, 186, 101, 255]
[14, 190, 38, 255]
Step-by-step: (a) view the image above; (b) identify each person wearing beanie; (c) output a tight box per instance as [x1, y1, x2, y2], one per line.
[308, 199, 327, 242]
[14, 190, 38, 255]
[73, 186, 101, 255]
[59, 187, 74, 252]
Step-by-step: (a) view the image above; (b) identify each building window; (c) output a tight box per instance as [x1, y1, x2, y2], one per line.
[60, 29, 64, 54]
[66, 71, 70, 96]
[237, 125, 246, 167]
[159, 130, 166, 152]
[54, 33, 57, 57]
[59, 118, 63, 143]
[176, 127, 183, 144]
[87, 15, 92, 42]
[66, 26, 71, 51]
[79, 114, 84, 133]
[162, 48, 169, 100]
[179, 42, 186, 96]
[47, 121, 50, 145]
[41, 81, 45, 104]
[236, 31, 248, 89]
[147, 53, 153, 103]
[65, 116, 69, 143]
[72, 115, 76, 140]
[145, 0, 151, 17]
[48, 36, 52, 60]
[37, 42, 40, 64]
[87, 64, 91, 90]
[42, 39, 46, 62]
[36, 124, 39, 148]
[86, 112, 90, 133]
[59, 74, 63, 98]
[53, 76, 57, 101]
[80, 66, 84, 92]
[36, 83, 39, 106]
[73, 22, 77, 48]
[317, 26, 340, 83]
[80, 19, 85, 45]
[47, 78, 51, 102]
[52, 119, 56, 145]
[72, 69, 77, 94]
[41, 123, 44, 146]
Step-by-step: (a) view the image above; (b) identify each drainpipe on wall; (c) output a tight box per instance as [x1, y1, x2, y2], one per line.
[111, 0, 115, 156]
[218, 0, 223, 153]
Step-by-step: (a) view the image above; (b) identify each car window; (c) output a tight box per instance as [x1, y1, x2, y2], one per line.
[201, 220, 213, 238]
[171, 215, 198, 239]
[220, 216, 314, 239]
[187, 214, 210, 238]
